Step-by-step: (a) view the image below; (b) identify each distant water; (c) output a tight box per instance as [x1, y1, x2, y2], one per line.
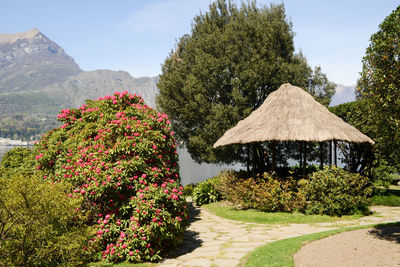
[0, 145, 240, 185]
[178, 148, 243, 185]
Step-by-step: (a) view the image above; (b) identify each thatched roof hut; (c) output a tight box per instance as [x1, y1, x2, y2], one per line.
[213, 83, 374, 148]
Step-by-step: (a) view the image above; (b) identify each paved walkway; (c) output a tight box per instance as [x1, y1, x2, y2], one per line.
[160, 203, 400, 267]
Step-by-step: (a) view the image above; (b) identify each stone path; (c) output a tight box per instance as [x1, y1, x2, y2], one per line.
[159, 204, 400, 267]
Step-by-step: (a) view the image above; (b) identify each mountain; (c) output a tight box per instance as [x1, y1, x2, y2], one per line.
[0, 28, 82, 93]
[0, 29, 159, 140]
[330, 84, 356, 106]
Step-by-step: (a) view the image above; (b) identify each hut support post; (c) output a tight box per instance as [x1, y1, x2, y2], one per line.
[302, 142, 307, 174]
[334, 140, 337, 166]
[271, 141, 277, 171]
[319, 142, 323, 170]
[299, 141, 303, 168]
[329, 141, 332, 165]
[246, 145, 250, 177]
[252, 143, 256, 179]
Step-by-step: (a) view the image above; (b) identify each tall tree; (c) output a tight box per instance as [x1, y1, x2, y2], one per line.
[157, 0, 335, 165]
[357, 5, 400, 167]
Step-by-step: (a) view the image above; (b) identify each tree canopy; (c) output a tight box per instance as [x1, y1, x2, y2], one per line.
[357, 5, 400, 168]
[157, 0, 335, 165]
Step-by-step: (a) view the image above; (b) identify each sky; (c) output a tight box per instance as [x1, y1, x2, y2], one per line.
[1, 0, 399, 86]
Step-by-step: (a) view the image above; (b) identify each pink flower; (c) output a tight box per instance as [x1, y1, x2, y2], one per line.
[129, 251, 134, 256]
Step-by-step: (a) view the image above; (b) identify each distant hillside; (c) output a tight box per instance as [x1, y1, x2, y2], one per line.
[0, 29, 159, 140]
[43, 70, 158, 109]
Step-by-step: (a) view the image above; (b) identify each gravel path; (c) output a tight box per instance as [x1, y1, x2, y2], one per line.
[159, 204, 400, 267]
[294, 225, 400, 267]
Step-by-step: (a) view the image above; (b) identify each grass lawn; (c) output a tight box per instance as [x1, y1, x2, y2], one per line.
[203, 201, 363, 224]
[239, 222, 400, 267]
[85, 262, 157, 267]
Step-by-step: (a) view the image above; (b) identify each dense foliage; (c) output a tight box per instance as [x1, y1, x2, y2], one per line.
[301, 166, 372, 216]
[216, 171, 305, 212]
[357, 5, 400, 168]
[0, 172, 94, 266]
[204, 167, 372, 216]
[157, 0, 335, 167]
[32, 91, 188, 263]
[192, 176, 223, 206]
[329, 101, 374, 174]
[0, 148, 93, 266]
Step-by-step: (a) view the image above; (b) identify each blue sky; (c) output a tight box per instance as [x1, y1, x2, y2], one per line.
[1, 0, 398, 86]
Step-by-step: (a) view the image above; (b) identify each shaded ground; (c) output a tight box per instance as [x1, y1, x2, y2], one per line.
[294, 225, 400, 267]
[159, 205, 400, 267]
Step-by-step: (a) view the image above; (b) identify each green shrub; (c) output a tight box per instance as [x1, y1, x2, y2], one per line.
[183, 183, 196, 197]
[217, 171, 305, 212]
[193, 176, 223, 206]
[371, 162, 398, 189]
[32, 91, 188, 263]
[301, 166, 372, 216]
[372, 194, 400, 206]
[0, 173, 95, 266]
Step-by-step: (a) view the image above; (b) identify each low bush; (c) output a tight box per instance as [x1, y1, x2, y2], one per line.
[371, 162, 398, 189]
[193, 176, 223, 206]
[217, 171, 305, 212]
[300, 166, 372, 216]
[372, 188, 400, 206]
[0, 172, 95, 266]
[183, 183, 196, 197]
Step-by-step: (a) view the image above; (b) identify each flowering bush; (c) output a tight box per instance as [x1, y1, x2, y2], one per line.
[33, 91, 188, 262]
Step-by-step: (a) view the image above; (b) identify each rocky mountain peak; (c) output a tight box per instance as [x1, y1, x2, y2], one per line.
[0, 28, 82, 93]
[0, 28, 40, 44]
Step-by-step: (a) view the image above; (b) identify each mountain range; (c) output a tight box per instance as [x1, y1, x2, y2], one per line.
[0, 28, 159, 140]
[0, 28, 356, 184]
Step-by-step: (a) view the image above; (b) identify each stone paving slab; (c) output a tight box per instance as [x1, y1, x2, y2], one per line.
[159, 204, 400, 267]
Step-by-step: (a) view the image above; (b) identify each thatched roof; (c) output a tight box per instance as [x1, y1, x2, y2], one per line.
[213, 83, 374, 148]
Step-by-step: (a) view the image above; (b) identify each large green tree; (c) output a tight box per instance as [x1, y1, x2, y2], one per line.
[157, 0, 335, 165]
[357, 5, 400, 168]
